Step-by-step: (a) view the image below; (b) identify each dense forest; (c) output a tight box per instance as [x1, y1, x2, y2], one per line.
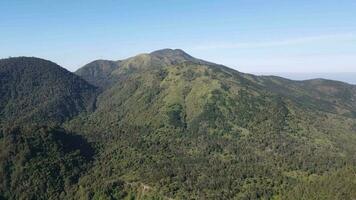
[0, 50, 355, 199]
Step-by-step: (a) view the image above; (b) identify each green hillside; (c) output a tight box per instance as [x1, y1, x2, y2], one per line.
[0, 57, 98, 127]
[1, 50, 355, 199]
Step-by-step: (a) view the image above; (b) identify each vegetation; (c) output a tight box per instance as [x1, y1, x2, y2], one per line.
[0, 125, 94, 200]
[1, 50, 356, 199]
[0, 57, 98, 126]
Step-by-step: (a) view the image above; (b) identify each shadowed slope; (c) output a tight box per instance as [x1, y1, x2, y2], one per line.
[0, 57, 98, 126]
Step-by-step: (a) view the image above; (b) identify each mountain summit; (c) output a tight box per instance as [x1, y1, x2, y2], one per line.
[75, 49, 211, 88]
[150, 48, 197, 62]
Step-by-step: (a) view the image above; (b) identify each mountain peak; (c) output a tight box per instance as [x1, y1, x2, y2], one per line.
[150, 48, 189, 56]
[149, 48, 196, 61]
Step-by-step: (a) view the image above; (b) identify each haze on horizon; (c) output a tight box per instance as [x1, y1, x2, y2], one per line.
[1, 0, 356, 83]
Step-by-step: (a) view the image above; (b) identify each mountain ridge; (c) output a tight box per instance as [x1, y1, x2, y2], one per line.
[76, 49, 356, 86]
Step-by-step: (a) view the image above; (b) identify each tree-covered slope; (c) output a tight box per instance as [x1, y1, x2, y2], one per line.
[0, 57, 98, 126]
[0, 125, 94, 200]
[69, 49, 356, 199]
[75, 59, 120, 89]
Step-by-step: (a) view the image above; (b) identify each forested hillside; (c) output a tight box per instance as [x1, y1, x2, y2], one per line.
[0, 51, 355, 199]
[0, 125, 94, 200]
[0, 57, 98, 127]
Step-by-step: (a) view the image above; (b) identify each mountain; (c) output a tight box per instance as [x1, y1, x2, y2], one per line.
[0, 50, 355, 200]
[0, 57, 98, 127]
[70, 49, 356, 199]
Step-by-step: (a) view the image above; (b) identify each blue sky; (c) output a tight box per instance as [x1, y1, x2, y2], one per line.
[1, 0, 356, 78]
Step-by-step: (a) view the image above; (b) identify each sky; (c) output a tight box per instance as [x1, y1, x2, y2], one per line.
[1, 0, 356, 83]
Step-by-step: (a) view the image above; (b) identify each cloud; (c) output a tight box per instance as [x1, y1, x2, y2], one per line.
[192, 33, 356, 50]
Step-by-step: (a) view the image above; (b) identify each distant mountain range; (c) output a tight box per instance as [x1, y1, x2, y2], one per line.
[1, 49, 355, 200]
[261, 72, 356, 85]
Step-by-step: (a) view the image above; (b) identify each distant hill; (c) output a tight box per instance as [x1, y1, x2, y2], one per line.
[0, 50, 355, 199]
[262, 72, 356, 85]
[75, 59, 119, 89]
